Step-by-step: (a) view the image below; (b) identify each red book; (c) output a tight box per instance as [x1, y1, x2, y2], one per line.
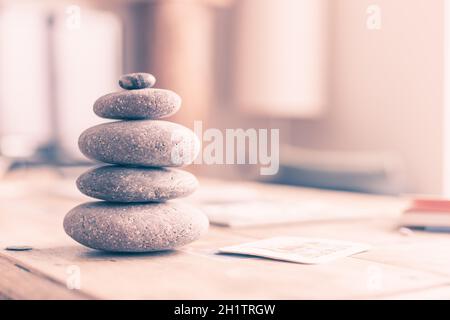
[400, 198, 450, 228]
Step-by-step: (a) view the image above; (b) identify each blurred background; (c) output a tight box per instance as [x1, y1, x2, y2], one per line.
[0, 0, 447, 195]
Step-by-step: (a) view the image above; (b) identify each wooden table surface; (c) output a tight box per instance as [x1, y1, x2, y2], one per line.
[1, 168, 450, 300]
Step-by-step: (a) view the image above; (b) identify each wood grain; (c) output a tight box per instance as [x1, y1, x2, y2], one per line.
[1, 169, 450, 299]
[0, 254, 89, 300]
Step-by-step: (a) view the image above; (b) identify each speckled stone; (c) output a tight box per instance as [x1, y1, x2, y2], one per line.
[77, 165, 198, 202]
[93, 88, 181, 120]
[119, 73, 156, 90]
[79, 120, 200, 167]
[63, 202, 209, 252]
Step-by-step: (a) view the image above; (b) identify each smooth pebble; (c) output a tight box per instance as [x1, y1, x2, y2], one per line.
[77, 165, 198, 202]
[5, 245, 33, 251]
[119, 72, 156, 90]
[94, 88, 181, 120]
[78, 120, 200, 167]
[63, 201, 209, 252]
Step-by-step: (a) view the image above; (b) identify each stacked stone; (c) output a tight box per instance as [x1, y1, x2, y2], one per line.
[63, 73, 208, 252]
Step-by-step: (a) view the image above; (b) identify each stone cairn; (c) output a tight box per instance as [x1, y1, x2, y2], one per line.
[63, 73, 209, 252]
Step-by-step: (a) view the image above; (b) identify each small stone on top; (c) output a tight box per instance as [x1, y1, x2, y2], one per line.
[119, 72, 156, 90]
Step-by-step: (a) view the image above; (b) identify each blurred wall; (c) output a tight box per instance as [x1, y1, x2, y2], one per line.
[290, 0, 445, 194]
[0, 0, 444, 194]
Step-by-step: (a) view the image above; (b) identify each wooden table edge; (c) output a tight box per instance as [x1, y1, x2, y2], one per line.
[0, 253, 94, 300]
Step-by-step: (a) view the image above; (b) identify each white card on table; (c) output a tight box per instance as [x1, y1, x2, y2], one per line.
[218, 236, 370, 264]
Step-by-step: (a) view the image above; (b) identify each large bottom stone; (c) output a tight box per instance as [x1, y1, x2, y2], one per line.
[63, 201, 209, 252]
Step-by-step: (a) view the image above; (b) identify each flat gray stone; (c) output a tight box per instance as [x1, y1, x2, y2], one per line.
[119, 73, 156, 90]
[94, 88, 181, 120]
[77, 166, 198, 202]
[79, 120, 199, 167]
[5, 245, 33, 251]
[63, 201, 209, 252]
